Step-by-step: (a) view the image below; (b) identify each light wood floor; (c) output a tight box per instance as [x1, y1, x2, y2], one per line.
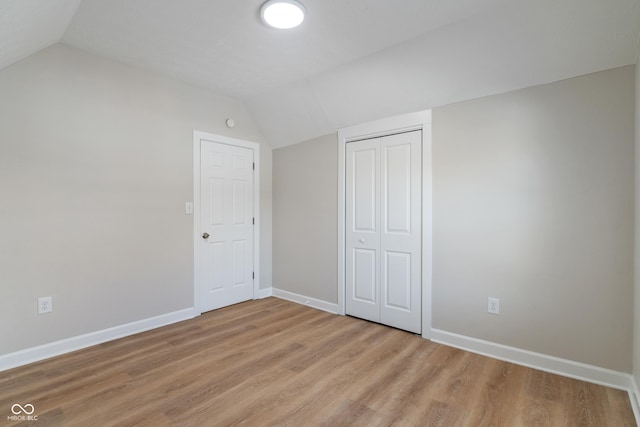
[1, 297, 635, 426]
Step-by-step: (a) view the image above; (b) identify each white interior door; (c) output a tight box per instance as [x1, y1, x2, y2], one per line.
[346, 130, 422, 333]
[199, 140, 254, 312]
[345, 138, 381, 323]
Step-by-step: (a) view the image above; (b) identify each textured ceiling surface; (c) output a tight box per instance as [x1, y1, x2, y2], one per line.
[1, 0, 639, 147]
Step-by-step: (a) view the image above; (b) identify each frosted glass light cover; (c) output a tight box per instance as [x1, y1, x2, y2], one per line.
[261, 0, 305, 29]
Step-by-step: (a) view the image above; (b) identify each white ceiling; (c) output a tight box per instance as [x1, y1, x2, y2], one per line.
[0, 0, 80, 70]
[1, 0, 639, 147]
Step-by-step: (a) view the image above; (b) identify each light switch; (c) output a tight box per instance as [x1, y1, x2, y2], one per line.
[185, 202, 193, 215]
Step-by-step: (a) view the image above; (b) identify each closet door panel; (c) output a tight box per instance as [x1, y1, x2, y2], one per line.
[345, 139, 381, 323]
[380, 131, 422, 333]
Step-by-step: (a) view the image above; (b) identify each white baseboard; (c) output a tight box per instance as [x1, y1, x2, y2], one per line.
[0, 307, 199, 372]
[256, 287, 273, 299]
[430, 328, 633, 391]
[272, 288, 338, 314]
[630, 376, 640, 425]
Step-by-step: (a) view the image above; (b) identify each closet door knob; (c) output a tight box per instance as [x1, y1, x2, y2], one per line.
[202, 233, 210, 239]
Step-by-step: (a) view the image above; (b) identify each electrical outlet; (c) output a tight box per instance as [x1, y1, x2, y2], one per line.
[488, 297, 500, 315]
[38, 296, 52, 314]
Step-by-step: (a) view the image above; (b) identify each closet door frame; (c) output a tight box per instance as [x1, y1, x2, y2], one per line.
[338, 110, 433, 339]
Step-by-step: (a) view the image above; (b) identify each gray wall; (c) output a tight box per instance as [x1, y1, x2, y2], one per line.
[273, 134, 338, 303]
[273, 66, 635, 372]
[432, 66, 634, 373]
[0, 44, 272, 355]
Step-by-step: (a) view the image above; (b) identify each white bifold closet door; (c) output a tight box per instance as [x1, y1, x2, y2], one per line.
[345, 130, 422, 333]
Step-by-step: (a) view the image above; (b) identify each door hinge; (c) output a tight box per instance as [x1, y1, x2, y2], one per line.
[253, 162, 255, 170]
[253, 217, 255, 225]
[252, 272, 255, 280]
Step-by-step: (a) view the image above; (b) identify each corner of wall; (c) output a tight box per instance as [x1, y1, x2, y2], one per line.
[0, 308, 199, 372]
[630, 376, 640, 425]
[271, 288, 338, 314]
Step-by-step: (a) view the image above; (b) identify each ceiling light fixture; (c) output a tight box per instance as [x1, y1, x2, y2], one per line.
[260, 0, 306, 30]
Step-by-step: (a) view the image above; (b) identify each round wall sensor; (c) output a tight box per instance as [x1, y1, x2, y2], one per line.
[226, 118, 235, 128]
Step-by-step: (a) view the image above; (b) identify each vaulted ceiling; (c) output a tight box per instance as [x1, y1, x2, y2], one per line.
[2, 0, 639, 147]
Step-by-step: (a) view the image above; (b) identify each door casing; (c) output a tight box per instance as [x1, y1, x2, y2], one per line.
[193, 130, 260, 314]
[338, 111, 432, 339]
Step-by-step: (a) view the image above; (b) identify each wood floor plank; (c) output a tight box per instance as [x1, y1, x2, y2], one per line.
[605, 387, 637, 427]
[0, 298, 635, 426]
[209, 320, 386, 426]
[472, 357, 528, 426]
[419, 400, 467, 427]
[438, 351, 490, 414]
[262, 326, 412, 426]
[317, 399, 390, 427]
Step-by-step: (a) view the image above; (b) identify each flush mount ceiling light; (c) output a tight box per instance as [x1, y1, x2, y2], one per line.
[260, 0, 306, 29]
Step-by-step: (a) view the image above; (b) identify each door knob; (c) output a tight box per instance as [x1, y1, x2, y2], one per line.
[359, 238, 365, 244]
[202, 233, 210, 239]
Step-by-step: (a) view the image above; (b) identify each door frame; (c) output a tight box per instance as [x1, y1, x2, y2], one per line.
[337, 111, 432, 339]
[193, 130, 260, 314]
